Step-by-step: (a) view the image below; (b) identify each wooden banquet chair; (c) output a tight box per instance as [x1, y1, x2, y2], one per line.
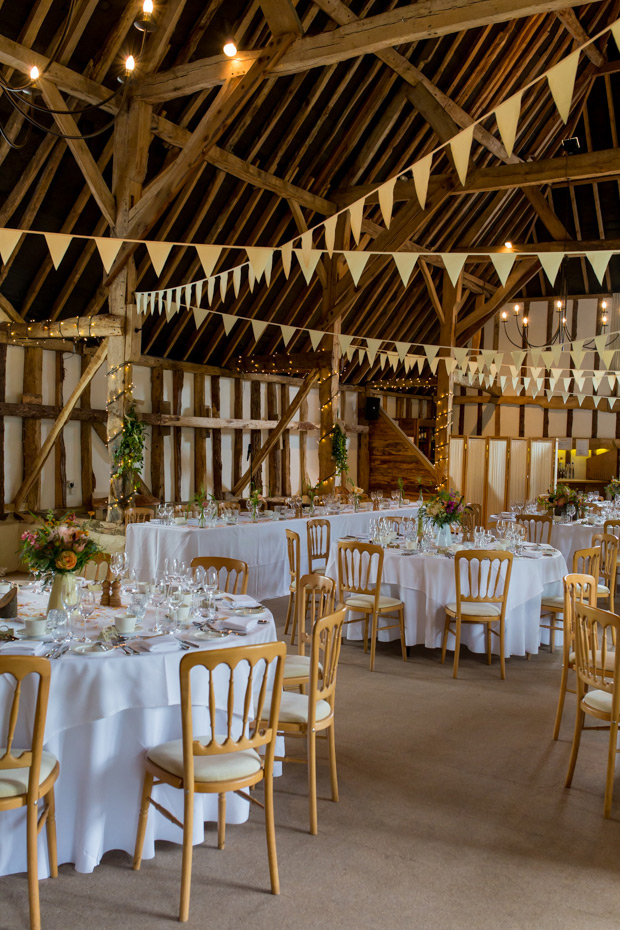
[441, 550, 514, 679]
[515, 513, 552, 545]
[284, 529, 301, 643]
[336, 540, 406, 672]
[124, 507, 153, 526]
[592, 533, 618, 614]
[540, 546, 601, 653]
[190, 556, 248, 594]
[283, 573, 336, 691]
[307, 518, 331, 574]
[603, 519, 620, 589]
[80, 551, 113, 584]
[0, 657, 60, 930]
[552, 573, 598, 740]
[565, 602, 620, 818]
[259, 608, 346, 835]
[133, 642, 286, 922]
[467, 503, 483, 527]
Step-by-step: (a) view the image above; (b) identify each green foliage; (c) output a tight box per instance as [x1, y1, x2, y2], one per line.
[112, 405, 147, 490]
[330, 424, 349, 476]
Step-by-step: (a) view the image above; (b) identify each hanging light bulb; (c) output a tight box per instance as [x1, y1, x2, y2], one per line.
[522, 316, 529, 327]
[29, 65, 40, 81]
[223, 40, 237, 57]
[134, 0, 156, 32]
[501, 310, 508, 321]
[556, 299, 563, 311]
[504, 241, 513, 250]
[513, 303, 520, 316]
[125, 55, 136, 73]
[143, 0, 153, 12]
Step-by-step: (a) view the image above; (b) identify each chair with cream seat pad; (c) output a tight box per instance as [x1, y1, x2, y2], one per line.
[592, 533, 618, 614]
[565, 602, 620, 818]
[284, 573, 335, 691]
[515, 513, 553, 545]
[124, 506, 153, 525]
[283, 529, 301, 643]
[336, 540, 406, 672]
[259, 608, 346, 835]
[551, 573, 598, 740]
[0, 656, 60, 930]
[190, 555, 249, 595]
[441, 550, 513, 679]
[541, 546, 601, 653]
[133, 642, 286, 922]
[603, 520, 620, 588]
[307, 519, 331, 575]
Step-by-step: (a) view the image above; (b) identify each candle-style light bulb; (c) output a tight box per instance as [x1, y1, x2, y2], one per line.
[30, 65, 40, 81]
[125, 55, 135, 73]
[223, 40, 237, 57]
[143, 0, 153, 12]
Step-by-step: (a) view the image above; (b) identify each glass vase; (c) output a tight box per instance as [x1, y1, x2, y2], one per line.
[435, 524, 452, 549]
[47, 572, 77, 614]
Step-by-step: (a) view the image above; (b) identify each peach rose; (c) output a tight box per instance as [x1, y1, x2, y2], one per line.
[56, 550, 77, 571]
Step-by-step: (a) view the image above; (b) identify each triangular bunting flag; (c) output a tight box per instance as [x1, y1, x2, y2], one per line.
[219, 272, 228, 303]
[358, 348, 365, 365]
[392, 253, 419, 287]
[343, 251, 370, 287]
[453, 347, 469, 367]
[490, 252, 516, 286]
[481, 349, 495, 369]
[612, 20, 620, 53]
[346, 342, 357, 361]
[592, 372, 603, 392]
[444, 357, 457, 375]
[576, 393, 585, 406]
[547, 49, 580, 124]
[246, 247, 273, 282]
[233, 265, 242, 297]
[429, 357, 441, 375]
[574, 371, 585, 391]
[441, 253, 467, 287]
[396, 342, 410, 362]
[193, 307, 209, 329]
[595, 333, 608, 356]
[571, 347, 585, 369]
[95, 237, 123, 274]
[530, 366, 543, 381]
[349, 198, 365, 245]
[247, 265, 255, 293]
[309, 329, 324, 350]
[537, 252, 564, 286]
[45, 232, 73, 270]
[281, 242, 292, 278]
[207, 277, 215, 305]
[450, 124, 474, 186]
[601, 350, 615, 370]
[424, 344, 440, 362]
[281, 325, 296, 347]
[412, 153, 432, 210]
[416, 356, 426, 373]
[500, 375, 507, 391]
[195, 281, 203, 307]
[379, 353, 387, 369]
[323, 215, 338, 257]
[251, 319, 268, 343]
[222, 313, 236, 336]
[511, 350, 526, 369]
[0, 228, 21, 264]
[586, 251, 613, 285]
[378, 177, 396, 229]
[195, 244, 221, 278]
[300, 230, 312, 264]
[593, 395, 602, 408]
[562, 393, 570, 404]
[294, 249, 322, 284]
[366, 339, 382, 365]
[339, 333, 354, 355]
[540, 349, 554, 369]
[546, 390, 554, 401]
[494, 90, 523, 158]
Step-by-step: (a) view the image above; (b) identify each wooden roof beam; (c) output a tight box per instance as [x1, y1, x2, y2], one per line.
[258, 0, 304, 36]
[555, 8, 605, 66]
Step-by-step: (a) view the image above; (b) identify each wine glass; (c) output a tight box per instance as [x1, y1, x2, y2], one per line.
[149, 580, 167, 633]
[203, 567, 218, 619]
[111, 552, 127, 583]
[78, 589, 96, 642]
[63, 580, 83, 641]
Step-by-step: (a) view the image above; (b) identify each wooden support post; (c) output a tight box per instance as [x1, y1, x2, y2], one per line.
[54, 354, 67, 510]
[357, 390, 370, 491]
[435, 271, 459, 489]
[150, 368, 164, 501]
[22, 347, 42, 511]
[267, 382, 281, 497]
[280, 383, 291, 497]
[172, 369, 183, 502]
[80, 355, 94, 512]
[233, 379, 243, 491]
[250, 381, 262, 493]
[318, 218, 343, 491]
[211, 376, 222, 499]
[299, 396, 308, 495]
[14, 341, 109, 512]
[0, 344, 5, 517]
[194, 373, 207, 495]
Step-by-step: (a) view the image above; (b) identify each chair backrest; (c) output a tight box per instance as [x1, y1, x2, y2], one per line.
[124, 507, 153, 526]
[384, 517, 402, 532]
[307, 519, 331, 573]
[285, 529, 300, 588]
[454, 550, 513, 618]
[179, 643, 286, 786]
[515, 514, 552, 544]
[336, 540, 384, 610]
[572, 545, 601, 578]
[190, 556, 249, 594]
[295, 573, 336, 656]
[592, 533, 618, 588]
[603, 519, 620, 544]
[572, 602, 620, 701]
[81, 551, 112, 584]
[466, 503, 483, 527]
[218, 501, 240, 515]
[308, 608, 347, 723]
[562, 572, 597, 658]
[0, 657, 51, 803]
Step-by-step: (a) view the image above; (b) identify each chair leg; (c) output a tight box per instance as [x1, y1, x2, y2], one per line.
[362, 615, 369, 654]
[132, 770, 153, 870]
[485, 624, 492, 666]
[283, 593, 293, 636]
[263, 770, 280, 894]
[440, 616, 450, 664]
[290, 593, 298, 646]
[565, 704, 585, 788]
[179, 786, 194, 923]
[499, 619, 505, 681]
[327, 722, 339, 802]
[553, 661, 570, 740]
[26, 798, 41, 930]
[452, 616, 462, 679]
[217, 793, 226, 849]
[45, 787, 58, 878]
[308, 729, 318, 835]
[549, 618, 556, 654]
[369, 610, 379, 672]
[604, 716, 620, 818]
[398, 606, 407, 661]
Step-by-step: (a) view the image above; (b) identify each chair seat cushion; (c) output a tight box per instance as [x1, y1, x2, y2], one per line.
[0, 750, 57, 798]
[147, 739, 261, 783]
[311, 561, 327, 573]
[582, 690, 613, 715]
[541, 595, 565, 610]
[598, 584, 611, 597]
[569, 650, 616, 672]
[345, 594, 402, 610]
[445, 601, 501, 617]
[283, 654, 311, 679]
[262, 690, 331, 725]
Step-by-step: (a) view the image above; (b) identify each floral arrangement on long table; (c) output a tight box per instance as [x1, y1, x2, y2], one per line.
[536, 483, 586, 516]
[19, 511, 101, 574]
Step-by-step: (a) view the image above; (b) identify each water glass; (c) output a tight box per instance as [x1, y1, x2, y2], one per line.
[47, 608, 69, 643]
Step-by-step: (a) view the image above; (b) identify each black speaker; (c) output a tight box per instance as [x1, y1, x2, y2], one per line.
[365, 397, 380, 420]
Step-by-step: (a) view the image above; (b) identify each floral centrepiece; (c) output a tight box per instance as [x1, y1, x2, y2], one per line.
[605, 477, 620, 499]
[350, 485, 364, 512]
[19, 511, 101, 575]
[537, 484, 586, 516]
[248, 487, 264, 522]
[423, 489, 467, 528]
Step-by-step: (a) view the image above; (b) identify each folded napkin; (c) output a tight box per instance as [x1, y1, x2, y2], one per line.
[126, 634, 181, 654]
[0, 640, 47, 655]
[214, 615, 261, 633]
[520, 549, 543, 559]
[217, 593, 260, 607]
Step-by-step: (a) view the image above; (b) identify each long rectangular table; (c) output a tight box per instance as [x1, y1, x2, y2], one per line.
[126, 505, 420, 599]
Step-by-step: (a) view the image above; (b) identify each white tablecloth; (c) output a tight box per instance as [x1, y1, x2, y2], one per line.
[490, 514, 603, 569]
[325, 544, 567, 657]
[0, 595, 278, 878]
[126, 505, 420, 599]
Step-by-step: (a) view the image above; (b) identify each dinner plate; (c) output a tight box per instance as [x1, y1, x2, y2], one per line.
[228, 606, 265, 615]
[69, 643, 115, 658]
[189, 629, 229, 641]
[16, 630, 54, 642]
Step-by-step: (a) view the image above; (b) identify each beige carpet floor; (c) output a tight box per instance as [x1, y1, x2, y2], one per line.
[2, 597, 620, 930]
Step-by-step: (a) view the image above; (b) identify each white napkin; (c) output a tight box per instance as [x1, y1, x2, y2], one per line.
[126, 634, 181, 654]
[0, 640, 47, 655]
[216, 616, 261, 632]
[520, 549, 543, 559]
[217, 593, 260, 607]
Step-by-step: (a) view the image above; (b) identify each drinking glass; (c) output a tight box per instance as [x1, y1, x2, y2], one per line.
[62, 581, 83, 641]
[78, 589, 96, 642]
[149, 580, 167, 632]
[157, 503, 166, 522]
[203, 567, 218, 619]
[111, 552, 127, 584]
[47, 608, 69, 643]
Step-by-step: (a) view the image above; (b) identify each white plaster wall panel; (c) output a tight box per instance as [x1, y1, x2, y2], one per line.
[500, 405, 520, 437]
[596, 412, 615, 439]
[220, 432, 232, 495]
[463, 404, 477, 436]
[219, 377, 233, 418]
[63, 421, 82, 509]
[39, 422, 55, 510]
[41, 351, 55, 406]
[6, 347, 24, 403]
[180, 428, 193, 500]
[547, 410, 567, 438]
[90, 364, 107, 410]
[572, 410, 592, 437]
[5, 418, 21, 499]
[524, 406, 544, 438]
[133, 365, 151, 412]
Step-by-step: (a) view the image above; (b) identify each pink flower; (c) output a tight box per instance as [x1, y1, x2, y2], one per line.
[58, 526, 73, 542]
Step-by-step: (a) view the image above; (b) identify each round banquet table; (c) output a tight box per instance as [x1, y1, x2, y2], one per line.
[0, 592, 278, 879]
[325, 543, 567, 657]
[489, 514, 604, 569]
[126, 504, 420, 600]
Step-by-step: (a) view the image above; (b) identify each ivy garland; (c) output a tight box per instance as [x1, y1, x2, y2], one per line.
[112, 405, 147, 491]
[330, 424, 349, 476]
